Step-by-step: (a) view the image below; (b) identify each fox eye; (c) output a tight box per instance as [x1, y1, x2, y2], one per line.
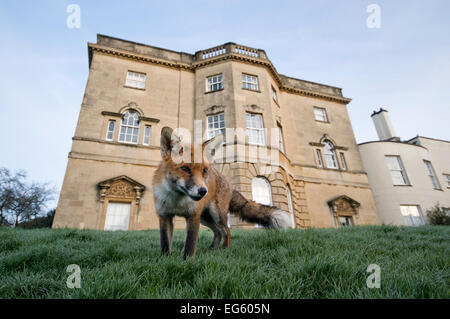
[180, 166, 191, 173]
[203, 168, 209, 175]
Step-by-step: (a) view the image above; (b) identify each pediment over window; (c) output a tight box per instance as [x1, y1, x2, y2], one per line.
[327, 195, 360, 215]
[98, 175, 146, 204]
[309, 134, 348, 150]
[204, 105, 225, 115]
[119, 102, 144, 116]
[243, 104, 264, 113]
[101, 102, 160, 123]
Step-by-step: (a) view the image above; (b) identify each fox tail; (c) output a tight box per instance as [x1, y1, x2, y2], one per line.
[228, 190, 292, 229]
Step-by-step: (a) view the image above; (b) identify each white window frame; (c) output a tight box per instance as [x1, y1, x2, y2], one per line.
[119, 111, 140, 144]
[246, 113, 266, 146]
[252, 177, 273, 228]
[271, 85, 278, 103]
[385, 156, 409, 186]
[277, 124, 285, 153]
[206, 74, 223, 92]
[400, 205, 424, 226]
[316, 149, 323, 168]
[125, 71, 146, 89]
[207, 113, 225, 139]
[322, 140, 338, 169]
[242, 74, 259, 91]
[424, 160, 441, 190]
[252, 177, 273, 206]
[314, 107, 328, 122]
[143, 125, 151, 146]
[444, 174, 450, 188]
[106, 120, 115, 141]
[340, 152, 347, 171]
[104, 202, 131, 231]
[286, 186, 295, 228]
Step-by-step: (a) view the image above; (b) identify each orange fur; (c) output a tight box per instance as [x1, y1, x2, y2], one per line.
[152, 127, 290, 259]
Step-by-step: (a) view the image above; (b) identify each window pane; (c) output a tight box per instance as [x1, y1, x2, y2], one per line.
[385, 156, 408, 185]
[278, 126, 285, 153]
[242, 74, 259, 90]
[207, 113, 225, 140]
[314, 108, 327, 122]
[207, 74, 223, 92]
[316, 149, 323, 167]
[386, 156, 401, 170]
[126, 71, 146, 89]
[143, 126, 151, 145]
[322, 141, 338, 169]
[424, 161, 440, 189]
[106, 121, 115, 141]
[252, 177, 272, 206]
[340, 153, 347, 170]
[391, 171, 405, 185]
[119, 111, 140, 144]
[400, 205, 424, 226]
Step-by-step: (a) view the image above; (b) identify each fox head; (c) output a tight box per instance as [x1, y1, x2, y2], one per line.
[159, 127, 223, 201]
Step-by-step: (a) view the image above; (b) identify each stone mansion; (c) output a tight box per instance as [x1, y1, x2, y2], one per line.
[53, 34, 380, 230]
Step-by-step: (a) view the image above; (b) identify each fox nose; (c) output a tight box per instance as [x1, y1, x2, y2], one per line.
[198, 187, 208, 197]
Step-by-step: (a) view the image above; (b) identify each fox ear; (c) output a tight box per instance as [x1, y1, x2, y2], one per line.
[160, 127, 177, 159]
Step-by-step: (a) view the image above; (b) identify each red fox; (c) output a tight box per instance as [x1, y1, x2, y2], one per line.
[152, 127, 291, 259]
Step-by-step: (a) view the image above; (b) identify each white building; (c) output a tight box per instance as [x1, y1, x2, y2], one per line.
[358, 109, 450, 226]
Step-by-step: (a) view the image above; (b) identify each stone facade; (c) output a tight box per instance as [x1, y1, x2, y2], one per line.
[53, 34, 380, 230]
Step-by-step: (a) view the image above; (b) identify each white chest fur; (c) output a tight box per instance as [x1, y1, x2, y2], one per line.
[153, 179, 198, 218]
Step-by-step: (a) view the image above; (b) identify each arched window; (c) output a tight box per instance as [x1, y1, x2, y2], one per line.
[322, 140, 338, 169]
[119, 111, 140, 144]
[286, 186, 295, 228]
[252, 177, 272, 206]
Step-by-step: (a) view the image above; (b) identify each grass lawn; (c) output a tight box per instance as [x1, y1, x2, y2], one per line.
[0, 225, 448, 298]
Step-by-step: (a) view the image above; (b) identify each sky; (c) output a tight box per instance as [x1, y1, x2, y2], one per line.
[0, 0, 449, 208]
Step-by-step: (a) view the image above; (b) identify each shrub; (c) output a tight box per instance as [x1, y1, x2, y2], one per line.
[426, 204, 450, 225]
[17, 209, 56, 229]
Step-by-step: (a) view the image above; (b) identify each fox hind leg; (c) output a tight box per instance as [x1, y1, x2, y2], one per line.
[218, 213, 231, 248]
[207, 222, 223, 249]
[201, 209, 222, 249]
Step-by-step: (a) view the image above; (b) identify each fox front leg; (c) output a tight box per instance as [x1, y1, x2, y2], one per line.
[159, 216, 174, 256]
[183, 216, 201, 260]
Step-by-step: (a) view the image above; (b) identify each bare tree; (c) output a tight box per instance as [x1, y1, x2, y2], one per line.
[0, 167, 55, 227]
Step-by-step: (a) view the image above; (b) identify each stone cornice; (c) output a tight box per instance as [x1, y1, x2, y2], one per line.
[88, 43, 194, 72]
[89, 42, 352, 105]
[72, 136, 160, 150]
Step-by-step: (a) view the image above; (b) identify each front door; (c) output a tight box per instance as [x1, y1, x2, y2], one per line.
[104, 202, 131, 231]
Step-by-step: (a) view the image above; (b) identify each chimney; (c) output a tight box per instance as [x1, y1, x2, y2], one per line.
[371, 108, 398, 141]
